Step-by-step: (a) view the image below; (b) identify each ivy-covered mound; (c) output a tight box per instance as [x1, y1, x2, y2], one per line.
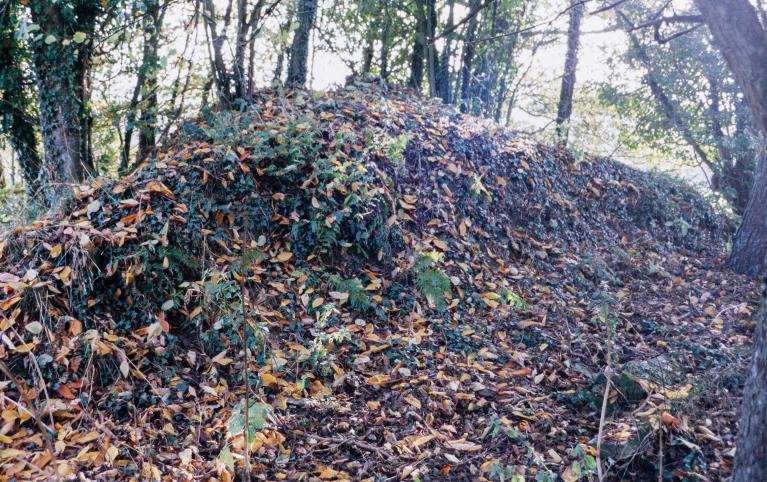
[0, 83, 759, 481]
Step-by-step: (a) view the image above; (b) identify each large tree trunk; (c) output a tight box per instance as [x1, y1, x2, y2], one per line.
[729, 152, 767, 278]
[555, 0, 584, 142]
[29, 0, 98, 205]
[733, 280, 767, 482]
[695, 0, 767, 278]
[286, 0, 317, 87]
[693, 3, 767, 481]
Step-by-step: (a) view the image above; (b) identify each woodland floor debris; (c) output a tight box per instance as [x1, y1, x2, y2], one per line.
[0, 83, 759, 481]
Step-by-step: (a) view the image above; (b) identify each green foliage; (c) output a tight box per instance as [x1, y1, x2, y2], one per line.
[412, 251, 451, 310]
[227, 399, 270, 437]
[501, 289, 529, 310]
[381, 132, 411, 165]
[329, 274, 371, 311]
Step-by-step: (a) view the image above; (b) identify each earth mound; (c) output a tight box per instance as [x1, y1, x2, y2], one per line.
[0, 84, 758, 481]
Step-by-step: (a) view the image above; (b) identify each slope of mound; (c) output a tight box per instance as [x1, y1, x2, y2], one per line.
[0, 84, 758, 481]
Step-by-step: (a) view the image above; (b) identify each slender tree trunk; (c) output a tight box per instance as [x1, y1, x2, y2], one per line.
[437, 0, 455, 102]
[555, 0, 584, 142]
[694, 0, 767, 278]
[286, 0, 317, 87]
[380, 0, 391, 80]
[409, 0, 427, 90]
[122, 0, 164, 170]
[273, 3, 295, 84]
[459, 0, 480, 113]
[425, 0, 438, 97]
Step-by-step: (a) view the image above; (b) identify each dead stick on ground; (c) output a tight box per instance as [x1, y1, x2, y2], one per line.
[0, 359, 57, 465]
[596, 327, 613, 481]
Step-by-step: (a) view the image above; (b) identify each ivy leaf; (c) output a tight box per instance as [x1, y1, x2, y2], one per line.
[218, 446, 234, 471]
[44, 34, 56, 44]
[72, 31, 87, 43]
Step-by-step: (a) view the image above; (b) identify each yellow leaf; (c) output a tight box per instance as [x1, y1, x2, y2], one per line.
[405, 396, 422, 409]
[49, 244, 62, 258]
[366, 374, 391, 386]
[105, 445, 119, 464]
[260, 373, 278, 385]
[273, 252, 292, 263]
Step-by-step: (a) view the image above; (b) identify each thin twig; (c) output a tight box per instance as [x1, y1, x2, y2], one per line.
[239, 215, 252, 482]
[658, 424, 664, 482]
[0, 359, 57, 465]
[596, 324, 613, 481]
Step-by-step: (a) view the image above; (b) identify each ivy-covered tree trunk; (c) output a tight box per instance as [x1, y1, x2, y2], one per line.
[286, 0, 317, 87]
[28, 0, 101, 204]
[555, 0, 584, 142]
[136, 0, 164, 165]
[0, 4, 42, 193]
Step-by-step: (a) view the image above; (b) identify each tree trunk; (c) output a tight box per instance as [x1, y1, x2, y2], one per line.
[729, 152, 767, 278]
[409, 0, 427, 90]
[273, 3, 295, 84]
[695, 0, 767, 278]
[459, 0, 480, 113]
[0, 5, 42, 193]
[733, 280, 767, 482]
[555, 0, 584, 142]
[286, 0, 317, 87]
[29, 0, 99, 205]
[436, 0, 455, 103]
[379, 0, 391, 80]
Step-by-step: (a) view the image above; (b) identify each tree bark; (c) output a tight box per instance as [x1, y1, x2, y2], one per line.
[555, 0, 584, 142]
[459, 0, 480, 113]
[409, 0, 427, 90]
[729, 152, 767, 278]
[28, 0, 99, 205]
[733, 279, 767, 482]
[695, 0, 767, 278]
[436, 0, 455, 102]
[286, 0, 317, 87]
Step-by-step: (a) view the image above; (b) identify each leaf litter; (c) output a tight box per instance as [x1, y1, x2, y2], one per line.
[0, 83, 759, 481]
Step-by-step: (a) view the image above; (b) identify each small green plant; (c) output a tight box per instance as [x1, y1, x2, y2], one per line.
[382, 132, 411, 165]
[566, 444, 598, 480]
[329, 274, 371, 311]
[501, 289, 529, 311]
[412, 251, 451, 310]
[488, 463, 524, 482]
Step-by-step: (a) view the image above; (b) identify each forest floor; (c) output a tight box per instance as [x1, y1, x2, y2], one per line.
[0, 83, 760, 481]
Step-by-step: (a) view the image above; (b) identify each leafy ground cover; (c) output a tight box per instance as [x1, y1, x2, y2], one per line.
[0, 83, 759, 481]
